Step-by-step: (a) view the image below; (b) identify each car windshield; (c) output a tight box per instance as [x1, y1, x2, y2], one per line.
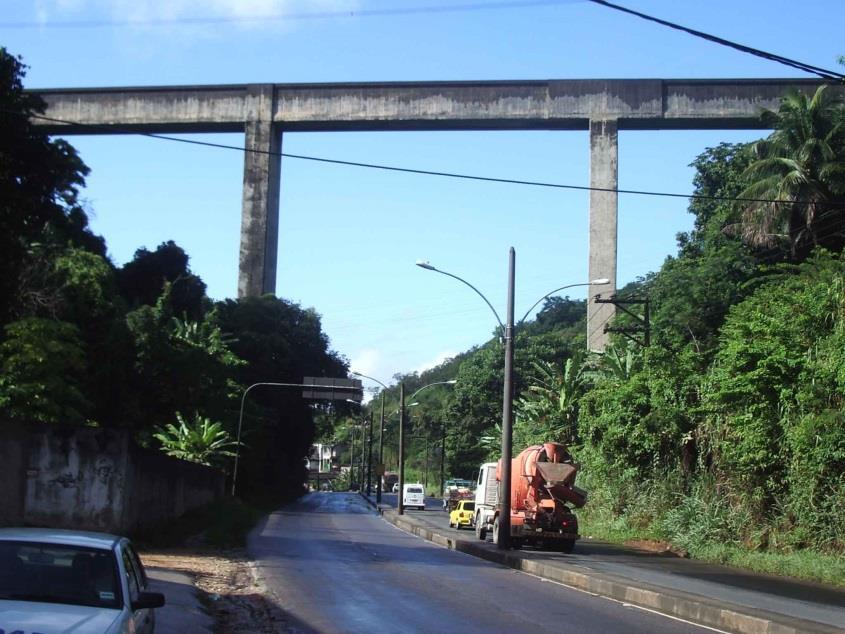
[407, 487, 423, 494]
[0, 541, 121, 609]
[461, 502, 475, 511]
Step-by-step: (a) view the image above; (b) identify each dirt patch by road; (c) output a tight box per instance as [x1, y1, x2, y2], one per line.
[141, 548, 293, 633]
[624, 539, 689, 558]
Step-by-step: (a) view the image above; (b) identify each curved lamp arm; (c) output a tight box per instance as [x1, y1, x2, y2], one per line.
[350, 370, 389, 391]
[416, 261, 504, 332]
[408, 380, 457, 403]
[518, 278, 611, 325]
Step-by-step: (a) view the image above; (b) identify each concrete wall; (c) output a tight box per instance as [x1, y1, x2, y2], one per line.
[125, 443, 224, 534]
[0, 424, 224, 534]
[0, 426, 29, 526]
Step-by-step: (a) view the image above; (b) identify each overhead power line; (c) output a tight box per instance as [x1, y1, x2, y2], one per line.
[587, 0, 845, 82]
[13, 109, 845, 209]
[0, 0, 573, 29]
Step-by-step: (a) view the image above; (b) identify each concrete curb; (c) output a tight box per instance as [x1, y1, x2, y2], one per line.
[368, 501, 841, 634]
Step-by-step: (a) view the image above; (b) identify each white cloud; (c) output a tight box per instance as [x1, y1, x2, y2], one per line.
[33, 0, 361, 28]
[350, 348, 381, 380]
[413, 350, 457, 376]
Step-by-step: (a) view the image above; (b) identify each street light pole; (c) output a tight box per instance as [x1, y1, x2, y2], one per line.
[350, 371, 389, 503]
[349, 424, 356, 490]
[378, 393, 385, 503]
[398, 380, 457, 514]
[231, 380, 362, 497]
[416, 252, 609, 549]
[366, 412, 374, 496]
[398, 382, 406, 515]
[359, 418, 365, 488]
[498, 247, 515, 548]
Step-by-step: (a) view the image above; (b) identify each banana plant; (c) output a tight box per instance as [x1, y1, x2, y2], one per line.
[154, 412, 240, 467]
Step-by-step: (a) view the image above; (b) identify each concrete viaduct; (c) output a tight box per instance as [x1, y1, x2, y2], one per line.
[32, 78, 831, 350]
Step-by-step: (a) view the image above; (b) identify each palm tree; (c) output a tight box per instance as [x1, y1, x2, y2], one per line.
[737, 85, 845, 258]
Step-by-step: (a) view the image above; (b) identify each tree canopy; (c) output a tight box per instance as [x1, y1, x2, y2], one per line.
[0, 49, 348, 505]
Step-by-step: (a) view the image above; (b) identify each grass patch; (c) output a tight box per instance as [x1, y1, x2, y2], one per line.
[689, 543, 845, 588]
[137, 496, 274, 549]
[579, 517, 663, 544]
[580, 514, 845, 588]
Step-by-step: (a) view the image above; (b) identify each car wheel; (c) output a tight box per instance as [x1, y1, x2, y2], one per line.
[560, 539, 575, 554]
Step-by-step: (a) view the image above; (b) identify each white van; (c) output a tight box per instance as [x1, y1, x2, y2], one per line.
[402, 483, 426, 510]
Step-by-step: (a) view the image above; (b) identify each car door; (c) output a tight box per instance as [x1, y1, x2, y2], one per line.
[122, 544, 155, 634]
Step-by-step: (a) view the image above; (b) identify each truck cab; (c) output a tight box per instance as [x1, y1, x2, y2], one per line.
[473, 462, 498, 540]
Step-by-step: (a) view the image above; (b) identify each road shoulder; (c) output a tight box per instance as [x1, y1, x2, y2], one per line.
[141, 548, 292, 633]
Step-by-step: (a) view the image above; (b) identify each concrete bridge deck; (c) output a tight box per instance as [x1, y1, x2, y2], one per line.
[30, 78, 839, 349]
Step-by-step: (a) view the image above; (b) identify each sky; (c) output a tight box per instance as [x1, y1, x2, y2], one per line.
[3, 0, 843, 392]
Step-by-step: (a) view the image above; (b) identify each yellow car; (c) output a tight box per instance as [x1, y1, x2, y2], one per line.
[449, 500, 475, 530]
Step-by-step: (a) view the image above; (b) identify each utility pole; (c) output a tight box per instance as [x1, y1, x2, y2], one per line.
[349, 426, 355, 490]
[440, 422, 446, 495]
[595, 295, 650, 347]
[366, 412, 374, 496]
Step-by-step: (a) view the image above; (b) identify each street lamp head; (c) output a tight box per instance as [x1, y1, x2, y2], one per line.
[445, 380, 457, 385]
[415, 260, 436, 270]
[590, 278, 611, 285]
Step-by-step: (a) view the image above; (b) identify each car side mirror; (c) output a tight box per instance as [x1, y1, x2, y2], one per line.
[132, 591, 166, 611]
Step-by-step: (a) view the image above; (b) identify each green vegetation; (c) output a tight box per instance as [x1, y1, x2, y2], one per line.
[0, 48, 350, 504]
[353, 85, 845, 586]
[6, 44, 845, 584]
[154, 412, 239, 467]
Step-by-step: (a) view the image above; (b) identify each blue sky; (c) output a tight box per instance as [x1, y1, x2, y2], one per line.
[3, 0, 843, 390]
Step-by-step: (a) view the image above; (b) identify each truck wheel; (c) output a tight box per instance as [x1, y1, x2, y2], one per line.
[492, 517, 501, 545]
[560, 539, 575, 554]
[475, 516, 486, 541]
[511, 538, 523, 550]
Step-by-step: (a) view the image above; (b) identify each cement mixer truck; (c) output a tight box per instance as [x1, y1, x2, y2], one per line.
[473, 442, 586, 552]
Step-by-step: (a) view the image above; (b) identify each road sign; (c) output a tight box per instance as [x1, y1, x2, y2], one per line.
[302, 377, 363, 402]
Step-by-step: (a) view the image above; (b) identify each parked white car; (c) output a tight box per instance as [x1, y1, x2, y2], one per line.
[0, 527, 165, 633]
[402, 483, 426, 510]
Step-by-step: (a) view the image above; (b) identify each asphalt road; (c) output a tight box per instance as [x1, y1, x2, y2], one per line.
[248, 492, 712, 634]
[381, 493, 845, 630]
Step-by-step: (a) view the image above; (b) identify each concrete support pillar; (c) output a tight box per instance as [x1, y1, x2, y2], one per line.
[238, 85, 281, 298]
[587, 118, 618, 352]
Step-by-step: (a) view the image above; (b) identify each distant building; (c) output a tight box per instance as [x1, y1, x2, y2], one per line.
[308, 443, 339, 473]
